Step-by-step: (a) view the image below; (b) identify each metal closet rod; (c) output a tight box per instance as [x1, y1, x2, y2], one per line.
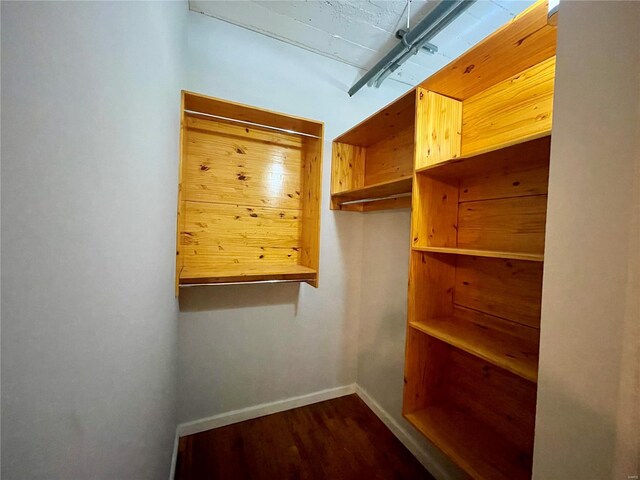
[184, 109, 321, 139]
[180, 278, 314, 287]
[349, 0, 476, 96]
[339, 192, 412, 206]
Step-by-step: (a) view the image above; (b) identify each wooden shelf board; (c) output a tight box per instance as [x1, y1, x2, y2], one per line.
[415, 133, 551, 178]
[180, 264, 317, 285]
[405, 405, 532, 480]
[331, 176, 412, 205]
[411, 246, 544, 262]
[334, 89, 416, 147]
[419, 0, 556, 101]
[409, 317, 538, 382]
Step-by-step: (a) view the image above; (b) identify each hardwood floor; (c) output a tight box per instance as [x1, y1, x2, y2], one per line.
[175, 394, 435, 480]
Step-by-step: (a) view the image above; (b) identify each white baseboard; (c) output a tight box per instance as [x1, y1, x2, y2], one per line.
[176, 383, 356, 438]
[355, 384, 456, 480]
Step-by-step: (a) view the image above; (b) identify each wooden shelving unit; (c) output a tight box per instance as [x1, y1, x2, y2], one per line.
[411, 135, 551, 257]
[404, 332, 539, 480]
[331, 0, 557, 478]
[402, 2, 554, 475]
[330, 90, 416, 211]
[405, 401, 535, 480]
[175, 91, 323, 293]
[406, 130, 550, 478]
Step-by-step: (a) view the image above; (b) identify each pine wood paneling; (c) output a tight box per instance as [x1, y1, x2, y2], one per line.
[411, 175, 458, 248]
[457, 195, 548, 254]
[419, 0, 556, 101]
[454, 256, 544, 328]
[364, 124, 414, 186]
[184, 116, 303, 210]
[176, 92, 322, 289]
[461, 57, 555, 157]
[330, 91, 416, 210]
[300, 134, 323, 286]
[331, 142, 365, 195]
[335, 89, 416, 147]
[405, 337, 537, 480]
[181, 201, 301, 270]
[415, 89, 462, 169]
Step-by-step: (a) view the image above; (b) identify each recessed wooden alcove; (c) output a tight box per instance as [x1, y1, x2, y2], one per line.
[176, 92, 323, 293]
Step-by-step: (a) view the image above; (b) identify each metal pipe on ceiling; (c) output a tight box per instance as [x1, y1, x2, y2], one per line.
[348, 0, 476, 97]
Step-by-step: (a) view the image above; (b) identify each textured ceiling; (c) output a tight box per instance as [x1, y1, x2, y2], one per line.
[189, 0, 535, 87]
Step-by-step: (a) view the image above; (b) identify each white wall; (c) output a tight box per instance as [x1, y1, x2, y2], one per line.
[533, 1, 640, 479]
[357, 210, 465, 480]
[177, 11, 409, 424]
[1, 2, 185, 478]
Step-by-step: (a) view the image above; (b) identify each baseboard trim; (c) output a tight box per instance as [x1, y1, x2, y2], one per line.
[176, 383, 357, 438]
[354, 384, 455, 480]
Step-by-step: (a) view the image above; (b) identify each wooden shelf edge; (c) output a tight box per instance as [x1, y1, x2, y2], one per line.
[331, 176, 413, 205]
[411, 246, 544, 262]
[415, 132, 552, 176]
[180, 265, 317, 286]
[408, 320, 538, 383]
[404, 406, 531, 480]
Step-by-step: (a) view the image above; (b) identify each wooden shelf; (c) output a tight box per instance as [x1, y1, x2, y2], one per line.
[331, 176, 412, 206]
[180, 264, 317, 286]
[331, 90, 416, 212]
[405, 405, 532, 480]
[404, 332, 536, 480]
[415, 134, 551, 179]
[411, 246, 544, 262]
[418, 0, 556, 102]
[409, 315, 539, 382]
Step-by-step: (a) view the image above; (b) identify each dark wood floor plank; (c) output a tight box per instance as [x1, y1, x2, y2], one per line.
[175, 394, 435, 480]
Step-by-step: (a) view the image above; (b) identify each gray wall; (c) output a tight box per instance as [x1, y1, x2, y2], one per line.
[533, 2, 640, 478]
[177, 11, 409, 424]
[1, 2, 185, 478]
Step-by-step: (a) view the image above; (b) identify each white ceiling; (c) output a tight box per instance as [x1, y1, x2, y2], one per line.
[189, 0, 535, 88]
